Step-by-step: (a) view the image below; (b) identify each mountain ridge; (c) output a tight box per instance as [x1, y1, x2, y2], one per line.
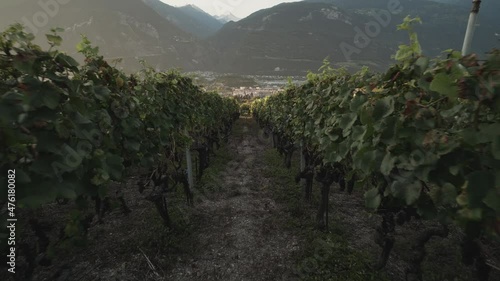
[1, 0, 498, 75]
[142, 0, 223, 38]
[0, 0, 210, 72]
[203, 0, 500, 75]
[215, 13, 241, 23]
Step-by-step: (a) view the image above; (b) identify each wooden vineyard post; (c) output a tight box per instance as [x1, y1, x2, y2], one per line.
[300, 141, 305, 171]
[186, 146, 194, 190]
[300, 141, 306, 186]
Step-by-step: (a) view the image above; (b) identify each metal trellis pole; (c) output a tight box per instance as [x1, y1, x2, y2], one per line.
[461, 0, 482, 56]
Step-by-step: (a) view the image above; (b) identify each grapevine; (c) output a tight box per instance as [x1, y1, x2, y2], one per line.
[0, 24, 238, 278]
[253, 17, 500, 280]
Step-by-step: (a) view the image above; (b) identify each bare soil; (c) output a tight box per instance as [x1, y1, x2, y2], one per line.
[164, 119, 302, 281]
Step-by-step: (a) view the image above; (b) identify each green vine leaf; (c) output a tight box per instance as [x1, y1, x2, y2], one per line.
[364, 188, 381, 210]
[430, 73, 458, 99]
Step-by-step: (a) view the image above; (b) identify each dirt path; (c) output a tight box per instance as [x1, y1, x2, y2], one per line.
[165, 119, 301, 281]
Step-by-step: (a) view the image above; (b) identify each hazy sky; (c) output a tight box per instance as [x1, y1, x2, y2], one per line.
[161, 0, 302, 18]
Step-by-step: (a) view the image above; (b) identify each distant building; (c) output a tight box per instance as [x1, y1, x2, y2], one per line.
[231, 86, 280, 97]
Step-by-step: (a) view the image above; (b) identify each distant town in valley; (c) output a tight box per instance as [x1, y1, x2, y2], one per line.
[189, 71, 306, 97]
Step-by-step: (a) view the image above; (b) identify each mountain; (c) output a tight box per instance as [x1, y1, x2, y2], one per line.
[142, 0, 223, 38]
[427, 0, 500, 21]
[179, 4, 224, 33]
[205, 0, 500, 75]
[216, 13, 241, 23]
[307, 0, 500, 23]
[429, 0, 463, 4]
[0, 0, 210, 72]
[1, 0, 497, 76]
